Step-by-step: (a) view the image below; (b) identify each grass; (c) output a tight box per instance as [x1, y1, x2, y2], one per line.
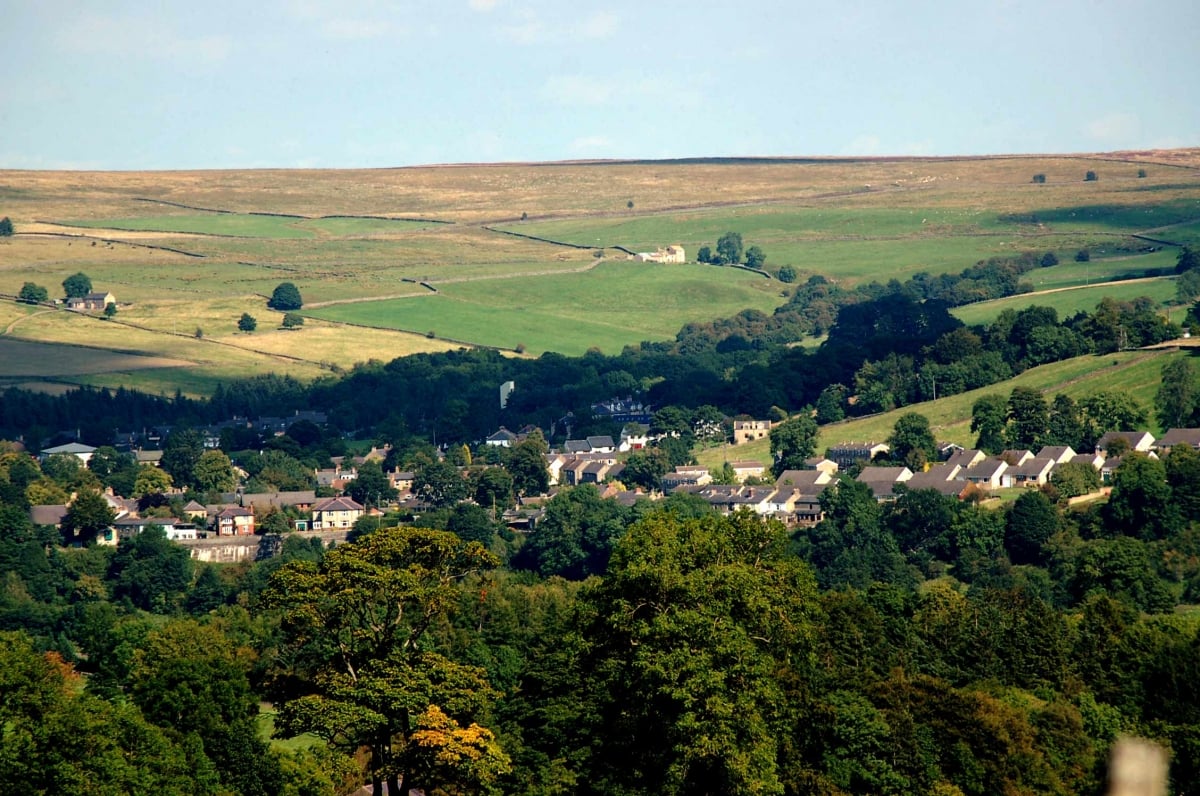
[696, 348, 1186, 468]
[309, 260, 787, 355]
[64, 213, 434, 239]
[952, 277, 1178, 327]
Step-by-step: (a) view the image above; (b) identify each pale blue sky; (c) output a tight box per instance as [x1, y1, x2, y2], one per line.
[2, 0, 1196, 169]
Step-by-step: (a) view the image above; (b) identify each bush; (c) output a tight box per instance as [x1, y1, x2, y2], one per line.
[268, 282, 303, 311]
[1032, 174, 1046, 184]
[1085, 170, 1098, 181]
[515, 343, 527, 354]
[777, 265, 797, 283]
[281, 313, 304, 329]
[1137, 168, 1147, 178]
[238, 313, 257, 333]
[17, 282, 48, 304]
[426, 330, 436, 339]
[0, 216, 13, 236]
[1040, 251, 1059, 267]
[1075, 250, 1091, 262]
[194, 328, 204, 339]
[103, 302, 117, 319]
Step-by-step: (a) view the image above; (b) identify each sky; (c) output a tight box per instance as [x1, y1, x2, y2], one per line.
[2, 0, 1197, 170]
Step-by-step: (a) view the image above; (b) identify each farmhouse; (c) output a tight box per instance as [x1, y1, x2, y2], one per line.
[733, 419, 771, 446]
[66, 291, 116, 311]
[634, 244, 686, 263]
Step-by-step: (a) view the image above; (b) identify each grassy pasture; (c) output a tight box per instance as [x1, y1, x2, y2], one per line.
[308, 260, 786, 355]
[697, 348, 1184, 469]
[951, 277, 1178, 327]
[64, 213, 434, 239]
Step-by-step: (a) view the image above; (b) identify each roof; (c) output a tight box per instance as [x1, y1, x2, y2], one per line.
[1096, 430, 1155, 449]
[774, 470, 832, 490]
[1157, 428, 1200, 448]
[1008, 457, 1056, 478]
[41, 442, 97, 456]
[855, 466, 912, 483]
[183, 500, 207, 512]
[30, 504, 69, 526]
[312, 496, 364, 513]
[586, 435, 616, 449]
[903, 470, 969, 497]
[962, 457, 1008, 479]
[241, 490, 317, 508]
[217, 506, 253, 518]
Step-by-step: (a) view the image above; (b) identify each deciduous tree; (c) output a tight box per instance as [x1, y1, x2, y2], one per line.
[17, 282, 47, 304]
[62, 271, 91, 298]
[769, 414, 818, 476]
[268, 281, 304, 310]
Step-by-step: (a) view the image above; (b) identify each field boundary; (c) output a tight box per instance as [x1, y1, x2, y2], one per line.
[16, 230, 207, 257]
[131, 197, 452, 225]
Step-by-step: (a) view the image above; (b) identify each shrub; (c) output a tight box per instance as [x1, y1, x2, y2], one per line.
[17, 282, 48, 304]
[281, 312, 304, 329]
[194, 328, 204, 339]
[238, 313, 257, 333]
[1032, 174, 1046, 184]
[0, 216, 13, 236]
[1137, 168, 1147, 178]
[1040, 251, 1059, 267]
[1075, 250, 1090, 262]
[1085, 170, 1098, 181]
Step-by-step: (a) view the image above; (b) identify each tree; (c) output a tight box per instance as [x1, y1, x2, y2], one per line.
[1039, 251, 1059, 267]
[472, 467, 515, 513]
[1165, 444, 1200, 522]
[17, 282, 47, 304]
[132, 465, 173, 498]
[103, 301, 117, 319]
[815, 383, 847, 424]
[621, 449, 670, 491]
[263, 527, 505, 796]
[1051, 460, 1101, 498]
[744, 245, 766, 269]
[1156, 358, 1199, 430]
[1005, 490, 1058, 565]
[0, 216, 12, 236]
[1032, 174, 1046, 184]
[193, 450, 236, 494]
[696, 245, 713, 264]
[769, 414, 818, 476]
[558, 511, 819, 796]
[347, 459, 397, 507]
[506, 435, 550, 497]
[971, 394, 1008, 453]
[414, 460, 469, 507]
[1075, 249, 1090, 262]
[281, 312, 304, 329]
[777, 264, 797, 283]
[238, 312, 257, 332]
[1177, 246, 1200, 274]
[62, 488, 116, 544]
[62, 272, 92, 299]
[514, 484, 630, 578]
[1006, 387, 1048, 448]
[161, 429, 204, 489]
[715, 231, 744, 265]
[887, 412, 937, 470]
[107, 524, 193, 612]
[1103, 453, 1179, 540]
[268, 282, 303, 311]
[1085, 170, 1098, 181]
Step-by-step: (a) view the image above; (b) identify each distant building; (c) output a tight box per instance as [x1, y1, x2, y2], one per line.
[634, 244, 685, 263]
[500, 381, 515, 410]
[733, 420, 771, 446]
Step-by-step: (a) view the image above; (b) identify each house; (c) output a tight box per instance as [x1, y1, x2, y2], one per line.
[1037, 445, 1078, 464]
[29, 504, 69, 530]
[1070, 451, 1106, 469]
[135, 449, 164, 467]
[113, 517, 197, 542]
[729, 461, 766, 482]
[944, 448, 987, 471]
[774, 469, 833, 492]
[1155, 428, 1200, 452]
[1100, 455, 1126, 483]
[66, 291, 116, 311]
[938, 442, 966, 460]
[662, 466, 712, 493]
[1000, 449, 1035, 466]
[215, 506, 255, 536]
[182, 500, 208, 522]
[315, 466, 357, 491]
[1096, 431, 1155, 455]
[959, 457, 1009, 490]
[311, 496, 364, 530]
[1007, 457, 1057, 487]
[904, 466, 972, 498]
[241, 490, 317, 512]
[854, 466, 913, 501]
[592, 397, 654, 425]
[586, 436, 616, 453]
[634, 244, 686, 263]
[733, 420, 772, 446]
[388, 470, 415, 492]
[40, 442, 97, 465]
[486, 427, 519, 448]
[619, 423, 651, 452]
[804, 456, 839, 474]
[827, 442, 890, 469]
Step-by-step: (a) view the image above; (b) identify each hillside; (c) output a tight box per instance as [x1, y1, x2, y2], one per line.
[2, 150, 1199, 394]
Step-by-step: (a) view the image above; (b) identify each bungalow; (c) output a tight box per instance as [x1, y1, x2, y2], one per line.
[135, 449, 164, 467]
[804, 456, 839, 475]
[854, 466, 913, 501]
[486, 427, 519, 448]
[1036, 445, 1078, 464]
[1155, 428, 1200, 452]
[241, 490, 317, 512]
[182, 500, 208, 522]
[662, 466, 713, 493]
[113, 517, 197, 542]
[311, 496, 364, 530]
[1000, 449, 1035, 466]
[1096, 431, 1155, 455]
[944, 448, 987, 471]
[1007, 456, 1057, 487]
[774, 469, 834, 491]
[904, 466, 972, 498]
[959, 457, 1008, 490]
[40, 442, 96, 465]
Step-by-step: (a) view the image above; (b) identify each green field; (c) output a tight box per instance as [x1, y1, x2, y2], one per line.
[952, 277, 1178, 327]
[308, 261, 787, 355]
[65, 213, 434, 239]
